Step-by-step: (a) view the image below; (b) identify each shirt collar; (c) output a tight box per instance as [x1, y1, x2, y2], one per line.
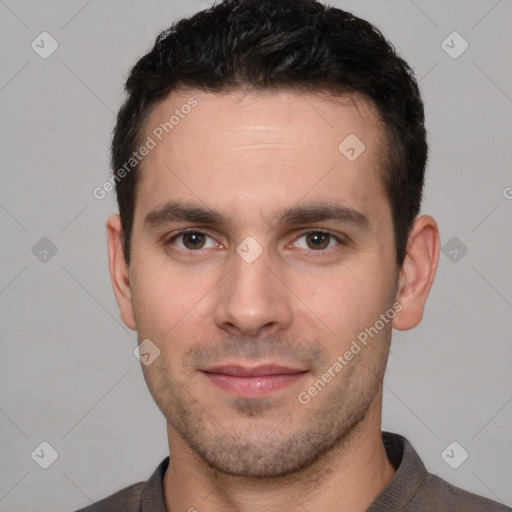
[367, 432, 428, 511]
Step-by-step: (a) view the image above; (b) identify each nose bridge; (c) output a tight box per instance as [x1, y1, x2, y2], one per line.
[214, 241, 292, 336]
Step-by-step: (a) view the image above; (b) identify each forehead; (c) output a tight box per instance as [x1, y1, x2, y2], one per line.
[143, 87, 384, 155]
[134, 88, 389, 229]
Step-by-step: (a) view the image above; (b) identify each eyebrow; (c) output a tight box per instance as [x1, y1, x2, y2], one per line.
[143, 200, 370, 231]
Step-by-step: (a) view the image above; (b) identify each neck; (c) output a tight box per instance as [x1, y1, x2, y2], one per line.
[162, 396, 395, 512]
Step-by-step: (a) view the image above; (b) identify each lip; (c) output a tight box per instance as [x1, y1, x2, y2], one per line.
[202, 364, 308, 397]
[204, 364, 305, 377]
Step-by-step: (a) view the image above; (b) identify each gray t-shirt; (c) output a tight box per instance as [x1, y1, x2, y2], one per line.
[75, 432, 510, 511]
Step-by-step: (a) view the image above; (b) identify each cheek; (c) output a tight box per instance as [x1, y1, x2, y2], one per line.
[130, 263, 182, 334]
[292, 264, 392, 341]
[131, 260, 218, 344]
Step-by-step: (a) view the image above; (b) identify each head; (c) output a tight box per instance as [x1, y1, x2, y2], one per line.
[107, 0, 439, 478]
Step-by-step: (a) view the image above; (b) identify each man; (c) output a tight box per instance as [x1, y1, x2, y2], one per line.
[78, 0, 510, 510]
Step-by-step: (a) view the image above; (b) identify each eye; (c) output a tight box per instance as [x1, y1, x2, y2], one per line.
[165, 229, 344, 255]
[167, 230, 221, 251]
[292, 230, 342, 251]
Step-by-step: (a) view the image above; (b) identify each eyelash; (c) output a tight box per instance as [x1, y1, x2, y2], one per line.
[165, 228, 345, 255]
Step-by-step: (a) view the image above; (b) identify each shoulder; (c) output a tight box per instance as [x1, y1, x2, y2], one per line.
[378, 433, 510, 512]
[409, 471, 511, 511]
[73, 456, 169, 512]
[74, 481, 145, 512]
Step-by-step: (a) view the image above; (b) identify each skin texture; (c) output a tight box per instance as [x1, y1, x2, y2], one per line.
[107, 88, 440, 512]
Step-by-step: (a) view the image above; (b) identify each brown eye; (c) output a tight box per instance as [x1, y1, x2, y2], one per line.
[305, 232, 331, 250]
[181, 232, 206, 250]
[292, 230, 342, 253]
[168, 230, 219, 252]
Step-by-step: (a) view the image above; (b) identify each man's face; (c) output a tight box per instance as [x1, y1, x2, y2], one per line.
[125, 89, 399, 477]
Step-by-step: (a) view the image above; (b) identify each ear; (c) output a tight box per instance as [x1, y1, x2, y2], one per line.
[393, 215, 440, 331]
[106, 214, 136, 330]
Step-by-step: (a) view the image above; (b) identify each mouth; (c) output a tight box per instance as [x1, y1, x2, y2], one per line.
[201, 364, 309, 397]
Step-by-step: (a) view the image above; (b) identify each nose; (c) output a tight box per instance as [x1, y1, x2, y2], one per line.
[213, 245, 293, 338]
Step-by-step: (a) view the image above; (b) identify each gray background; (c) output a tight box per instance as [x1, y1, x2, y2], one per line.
[1, 0, 511, 510]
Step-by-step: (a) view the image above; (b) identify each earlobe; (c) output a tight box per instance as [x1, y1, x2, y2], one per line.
[106, 214, 137, 330]
[393, 215, 440, 331]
